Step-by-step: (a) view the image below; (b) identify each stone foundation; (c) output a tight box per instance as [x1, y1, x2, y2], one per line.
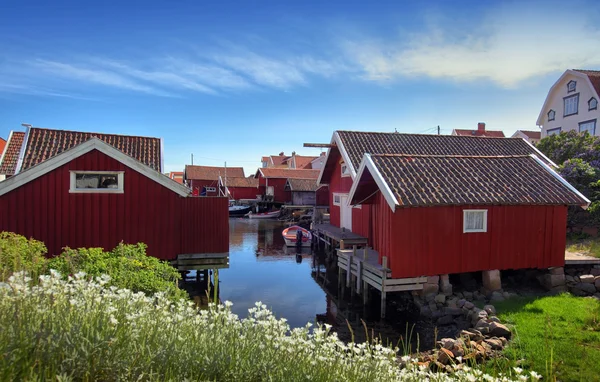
[482, 270, 501, 292]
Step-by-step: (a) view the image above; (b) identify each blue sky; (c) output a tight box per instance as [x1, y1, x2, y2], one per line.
[1, 0, 600, 174]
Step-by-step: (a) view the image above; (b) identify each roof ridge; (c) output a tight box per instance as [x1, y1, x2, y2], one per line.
[29, 126, 161, 141]
[371, 154, 533, 159]
[337, 130, 519, 139]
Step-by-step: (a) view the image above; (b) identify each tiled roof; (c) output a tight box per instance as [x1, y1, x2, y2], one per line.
[224, 177, 259, 188]
[453, 129, 506, 138]
[574, 69, 600, 98]
[270, 154, 290, 166]
[185, 165, 244, 180]
[258, 168, 320, 179]
[0, 138, 6, 157]
[293, 155, 318, 169]
[336, 131, 549, 171]
[20, 127, 162, 172]
[516, 130, 541, 140]
[261, 156, 269, 162]
[0, 132, 25, 176]
[286, 178, 320, 192]
[369, 154, 587, 207]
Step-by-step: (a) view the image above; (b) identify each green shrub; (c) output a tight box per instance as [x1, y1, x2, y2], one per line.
[48, 242, 186, 300]
[0, 232, 47, 280]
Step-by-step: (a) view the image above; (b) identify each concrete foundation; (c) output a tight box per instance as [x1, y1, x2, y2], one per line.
[482, 270, 502, 292]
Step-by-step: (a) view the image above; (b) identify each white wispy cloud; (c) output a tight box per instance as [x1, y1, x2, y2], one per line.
[342, 3, 600, 87]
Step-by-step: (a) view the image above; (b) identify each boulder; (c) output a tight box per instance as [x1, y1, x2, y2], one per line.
[463, 301, 475, 310]
[483, 304, 496, 315]
[457, 299, 466, 308]
[438, 338, 455, 350]
[573, 282, 597, 295]
[591, 268, 600, 276]
[443, 307, 464, 316]
[489, 316, 501, 323]
[580, 275, 596, 284]
[434, 294, 446, 304]
[566, 275, 575, 283]
[463, 291, 474, 299]
[549, 267, 564, 275]
[437, 315, 455, 326]
[484, 337, 504, 350]
[459, 329, 483, 342]
[489, 322, 511, 339]
[482, 269, 502, 291]
[421, 282, 439, 297]
[490, 291, 505, 302]
[541, 274, 565, 289]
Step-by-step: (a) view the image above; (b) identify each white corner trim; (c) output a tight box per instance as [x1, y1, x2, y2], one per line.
[0, 131, 14, 172]
[316, 135, 335, 186]
[334, 131, 357, 179]
[530, 154, 591, 209]
[0, 138, 191, 197]
[14, 125, 31, 174]
[159, 137, 165, 173]
[348, 153, 399, 212]
[522, 138, 557, 167]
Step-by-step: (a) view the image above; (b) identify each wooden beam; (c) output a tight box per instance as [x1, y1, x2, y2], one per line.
[303, 143, 335, 148]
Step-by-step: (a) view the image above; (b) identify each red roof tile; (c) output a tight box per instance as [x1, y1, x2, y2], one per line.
[0, 132, 25, 176]
[0, 138, 5, 157]
[20, 127, 162, 172]
[292, 155, 318, 169]
[453, 129, 506, 138]
[368, 154, 587, 207]
[573, 69, 600, 98]
[286, 178, 320, 191]
[258, 168, 320, 179]
[270, 154, 290, 166]
[517, 130, 541, 140]
[224, 177, 259, 188]
[185, 165, 244, 180]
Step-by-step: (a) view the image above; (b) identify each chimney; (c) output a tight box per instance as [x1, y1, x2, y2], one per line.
[279, 151, 284, 156]
[292, 151, 296, 156]
[477, 122, 486, 133]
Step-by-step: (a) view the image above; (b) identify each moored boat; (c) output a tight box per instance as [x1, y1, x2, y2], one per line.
[282, 225, 312, 247]
[246, 210, 281, 219]
[229, 205, 252, 216]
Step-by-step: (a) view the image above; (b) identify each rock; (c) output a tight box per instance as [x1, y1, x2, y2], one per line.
[489, 322, 511, 339]
[428, 302, 438, 312]
[457, 299, 466, 308]
[483, 304, 496, 315]
[447, 297, 458, 307]
[463, 291, 473, 299]
[489, 316, 501, 323]
[460, 329, 483, 342]
[476, 326, 490, 335]
[420, 306, 432, 318]
[484, 337, 504, 350]
[549, 267, 564, 275]
[440, 274, 453, 295]
[591, 268, 600, 276]
[541, 274, 566, 289]
[425, 293, 436, 302]
[502, 291, 510, 299]
[595, 278, 600, 290]
[437, 347, 454, 364]
[571, 287, 588, 296]
[421, 282, 439, 297]
[573, 282, 597, 295]
[437, 315, 455, 326]
[438, 338, 455, 350]
[455, 292, 464, 298]
[476, 319, 490, 329]
[443, 307, 463, 316]
[593, 293, 600, 301]
[490, 291, 505, 302]
[434, 294, 446, 304]
[427, 275, 440, 284]
[464, 301, 474, 310]
[580, 275, 595, 284]
[566, 275, 575, 283]
[482, 269, 502, 291]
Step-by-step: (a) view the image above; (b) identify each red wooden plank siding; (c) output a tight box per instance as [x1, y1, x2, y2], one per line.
[327, 153, 353, 228]
[0, 149, 228, 260]
[228, 187, 260, 200]
[368, 196, 568, 278]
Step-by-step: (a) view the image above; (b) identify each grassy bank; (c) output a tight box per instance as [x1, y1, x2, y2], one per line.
[566, 238, 600, 258]
[490, 294, 600, 381]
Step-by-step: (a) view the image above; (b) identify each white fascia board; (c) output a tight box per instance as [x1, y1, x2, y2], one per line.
[14, 125, 31, 174]
[160, 137, 165, 173]
[316, 134, 336, 186]
[334, 131, 357, 179]
[348, 154, 399, 212]
[523, 138, 557, 168]
[0, 138, 191, 197]
[530, 154, 591, 209]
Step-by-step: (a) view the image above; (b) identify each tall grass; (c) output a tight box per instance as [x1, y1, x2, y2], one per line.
[0, 271, 542, 382]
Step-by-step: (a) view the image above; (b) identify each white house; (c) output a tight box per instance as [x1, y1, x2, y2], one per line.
[537, 69, 600, 137]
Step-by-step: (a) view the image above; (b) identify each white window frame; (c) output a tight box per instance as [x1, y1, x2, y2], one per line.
[333, 193, 342, 206]
[567, 80, 577, 93]
[579, 119, 597, 135]
[205, 186, 217, 192]
[564, 93, 579, 117]
[463, 209, 488, 233]
[266, 186, 274, 196]
[547, 127, 562, 136]
[341, 162, 350, 177]
[69, 171, 124, 194]
[589, 98, 598, 111]
[547, 109, 555, 121]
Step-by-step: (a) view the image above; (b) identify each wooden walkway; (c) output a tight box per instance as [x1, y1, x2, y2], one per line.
[565, 251, 600, 265]
[337, 248, 426, 317]
[170, 253, 230, 271]
[313, 223, 368, 248]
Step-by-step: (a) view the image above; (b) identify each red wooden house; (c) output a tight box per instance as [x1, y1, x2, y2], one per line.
[184, 165, 245, 196]
[0, 126, 228, 260]
[255, 168, 320, 203]
[168, 171, 184, 184]
[284, 178, 329, 206]
[219, 176, 260, 200]
[318, 131, 588, 279]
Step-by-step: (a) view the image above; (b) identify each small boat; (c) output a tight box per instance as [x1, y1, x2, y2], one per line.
[229, 204, 252, 217]
[246, 210, 281, 219]
[282, 225, 312, 247]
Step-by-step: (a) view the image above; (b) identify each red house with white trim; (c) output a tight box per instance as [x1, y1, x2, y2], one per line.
[219, 176, 260, 201]
[318, 131, 588, 279]
[184, 165, 244, 196]
[255, 168, 320, 203]
[0, 126, 228, 260]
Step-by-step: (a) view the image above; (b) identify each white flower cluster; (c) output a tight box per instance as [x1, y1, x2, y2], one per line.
[0, 271, 542, 381]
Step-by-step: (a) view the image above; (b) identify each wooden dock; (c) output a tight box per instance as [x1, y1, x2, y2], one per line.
[170, 253, 230, 271]
[337, 248, 426, 317]
[313, 223, 368, 249]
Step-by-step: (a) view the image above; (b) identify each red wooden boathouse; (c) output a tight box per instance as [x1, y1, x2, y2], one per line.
[255, 168, 320, 203]
[218, 176, 260, 201]
[0, 128, 228, 260]
[184, 165, 245, 196]
[318, 131, 589, 279]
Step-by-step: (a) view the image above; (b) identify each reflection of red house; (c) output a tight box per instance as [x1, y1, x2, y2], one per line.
[255, 168, 320, 203]
[219, 176, 260, 200]
[319, 130, 588, 279]
[0, 133, 228, 260]
[184, 165, 244, 196]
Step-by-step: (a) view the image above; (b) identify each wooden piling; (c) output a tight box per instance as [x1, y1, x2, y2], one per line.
[381, 256, 388, 318]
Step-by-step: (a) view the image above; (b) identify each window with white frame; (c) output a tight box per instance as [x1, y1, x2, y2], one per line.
[341, 162, 350, 177]
[463, 210, 487, 233]
[579, 120, 597, 135]
[564, 94, 579, 116]
[589, 98, 598, 111]
[205, 186, 216, 192]
[547, 109, 555, 121]
[70, 171, 124, 193]
[567, 80, 577, 93]
[333, 193, 341, 206]
[547, 127, 562, 136]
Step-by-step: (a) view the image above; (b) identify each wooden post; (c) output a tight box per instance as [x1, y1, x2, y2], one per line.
[363, 281, 369, 305]
[381, 256, 388, 318]
[354, 245, 361, 294]
[346, 252, 352, 288]
[213, 269, 219, 304]
[340, 239, 345, 250]
[363, 246, 368, 261]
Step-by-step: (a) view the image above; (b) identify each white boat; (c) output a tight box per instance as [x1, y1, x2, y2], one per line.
[246, 210, 281, 219]
[229, 204, 252, 216]
[282, 225, 312, 247]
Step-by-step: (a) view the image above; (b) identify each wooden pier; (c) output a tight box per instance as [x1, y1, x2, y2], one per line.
[312, 223, 368, 249]
[337, 248, 426, 317]
[170, 253, 230, 271]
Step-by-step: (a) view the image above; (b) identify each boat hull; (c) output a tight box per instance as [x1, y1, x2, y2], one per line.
[282, 225, 312, 247]
[247, 210, 281, 219]
[229, 206, 252, 216]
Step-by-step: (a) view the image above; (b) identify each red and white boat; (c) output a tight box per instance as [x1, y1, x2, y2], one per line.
[246, 210, 281, 219]
[282, 225, 312, 247]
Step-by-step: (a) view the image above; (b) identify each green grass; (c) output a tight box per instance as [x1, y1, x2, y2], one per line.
[489, 294, 600, 381]
[566, 238, 600, 258]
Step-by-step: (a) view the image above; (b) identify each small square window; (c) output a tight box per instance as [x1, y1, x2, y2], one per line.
[547, 109, 555, 121]
[567, 80, 576, 93]
[333, 194, 341, 206]
[463, 210, 487, 233]
[589, 98, 598, 111]
[70, 171, 124, 193]
[341, 162, 350, 177]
